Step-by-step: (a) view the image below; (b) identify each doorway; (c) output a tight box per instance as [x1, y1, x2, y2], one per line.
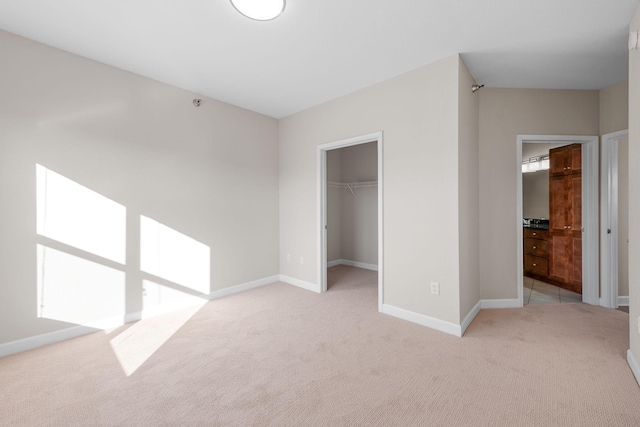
[516, 135, 599, 307]
[317, 132, 383, 312]
[601, 130, 630, 309]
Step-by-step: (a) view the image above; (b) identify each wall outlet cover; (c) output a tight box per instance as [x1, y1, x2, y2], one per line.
[430, 282, 440, 295]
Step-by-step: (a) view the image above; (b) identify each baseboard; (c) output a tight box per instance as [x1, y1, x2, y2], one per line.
[627, 350, 640, 386]
[480, 299, 521, 309]
[0, 274, 280, 359]
[207, 275, 279, 301]
[618, 296, 630, 306]
[382, 304, 462, 337]
[327, 259, 342, 268]
[279, 275, 321, 293]
[0, 325, 98, 358]
[461, 301, 481, 336]
[339, 259, 379, 271]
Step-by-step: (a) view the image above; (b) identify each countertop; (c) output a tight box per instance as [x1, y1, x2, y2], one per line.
[523, 224, 549, 230]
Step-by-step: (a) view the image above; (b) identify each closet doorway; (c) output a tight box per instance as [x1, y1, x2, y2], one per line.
[317, 132, 383, 312]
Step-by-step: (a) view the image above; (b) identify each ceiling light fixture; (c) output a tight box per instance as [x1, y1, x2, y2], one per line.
[471, 84, 484, 93]
[230, 0, 285, 21]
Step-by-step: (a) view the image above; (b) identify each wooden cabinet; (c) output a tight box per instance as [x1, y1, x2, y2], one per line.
[523, 228, 549, 278]
[549, 143, 581, 175]
[548, 144, 582, 294]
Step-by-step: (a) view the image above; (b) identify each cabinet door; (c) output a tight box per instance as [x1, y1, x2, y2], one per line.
[549, 175, 566, 231]
[549, 143, 581, 176]
[569, 235, 582, 290]
[549, 234, 569, 282]
[547, 156, 582, 292]
[568, 144, 582, 174]
[549, 147, 566, 176]
[569, 174, 582, 231]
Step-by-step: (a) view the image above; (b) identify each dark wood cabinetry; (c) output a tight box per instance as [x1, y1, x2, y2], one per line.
[523, 228, 549, 279]
[548, 144, 582, 294]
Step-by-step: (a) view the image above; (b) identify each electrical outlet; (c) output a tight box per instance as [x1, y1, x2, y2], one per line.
[637, 316, 640, 334]
[299, 256, 304, 264]
[430, 282, 440, 295]
[287, 254, 291, 262]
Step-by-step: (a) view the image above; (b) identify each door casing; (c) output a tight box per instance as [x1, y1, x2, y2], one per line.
[317, 131, 384, 312]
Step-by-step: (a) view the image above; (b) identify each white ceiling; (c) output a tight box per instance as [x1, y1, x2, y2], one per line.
[0, 0, 637, 118]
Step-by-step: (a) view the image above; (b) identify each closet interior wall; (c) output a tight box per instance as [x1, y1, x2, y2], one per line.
[327, 142, 378, 269]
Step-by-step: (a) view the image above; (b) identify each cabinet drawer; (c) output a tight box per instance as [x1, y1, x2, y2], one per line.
[524, 237, 548, 257]
[524, 255, 548, 276]
[524, 228, 548, 240]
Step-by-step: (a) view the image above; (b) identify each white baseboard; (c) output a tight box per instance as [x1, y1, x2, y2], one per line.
[207, 275, 279, 301]
[618, 296, 630, 306]
[628, 350, 640, 386]
[340, 259, 379, 271]
[279, 275, 321, 293]
[480, 299, 521, 309]
[0, 274, 280, 359]
[0, 325, 98, 358]
[382, 304, 462, 337]
[327, 259, 378, 271]
[461, 301, 481, 336]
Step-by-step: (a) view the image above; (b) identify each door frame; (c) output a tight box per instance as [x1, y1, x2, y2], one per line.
[600, 129, 629, 308]
[516, 135, 599, 306]
[317, 131, 384, 312]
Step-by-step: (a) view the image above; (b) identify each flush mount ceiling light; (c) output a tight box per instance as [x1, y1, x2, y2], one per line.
[230, 0, 285, 21]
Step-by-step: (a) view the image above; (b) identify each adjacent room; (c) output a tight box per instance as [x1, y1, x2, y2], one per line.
[1, 1, 640, 425]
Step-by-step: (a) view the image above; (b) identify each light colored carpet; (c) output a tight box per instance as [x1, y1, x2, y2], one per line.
[1, 265, 639, 426]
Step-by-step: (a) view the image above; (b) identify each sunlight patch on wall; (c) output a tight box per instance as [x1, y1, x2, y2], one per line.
[37, 244, 125, 329]
[140, 216, 211, 294]
[109, 300, 205, 376]
[36, 164, 126, 264]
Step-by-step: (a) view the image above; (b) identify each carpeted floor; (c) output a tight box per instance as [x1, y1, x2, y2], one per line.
[1, 265, 639, 426]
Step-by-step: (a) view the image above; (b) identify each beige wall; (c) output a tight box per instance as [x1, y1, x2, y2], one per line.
[478, 88, 599, 299]
[628, 3, 640, 366]
[600, 81, 629, 135]
[457, 57, 480, 322]
[0, 31, 280, 345]
[280, 55, 464, 324]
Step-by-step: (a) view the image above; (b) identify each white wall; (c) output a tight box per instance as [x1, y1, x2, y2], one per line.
[478, 89, 599, 299]
[0, 30, 280, 345]
[628, 3, 640, 371]
[280, 55, 464, 325]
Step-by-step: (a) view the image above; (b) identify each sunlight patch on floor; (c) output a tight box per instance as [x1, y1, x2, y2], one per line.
[109, 301, 205, 376]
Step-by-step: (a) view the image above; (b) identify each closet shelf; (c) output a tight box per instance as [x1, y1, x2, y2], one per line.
[327, 180, 377, 197]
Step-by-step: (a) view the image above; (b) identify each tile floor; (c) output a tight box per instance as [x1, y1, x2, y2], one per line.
[523, 276, 582, 305]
